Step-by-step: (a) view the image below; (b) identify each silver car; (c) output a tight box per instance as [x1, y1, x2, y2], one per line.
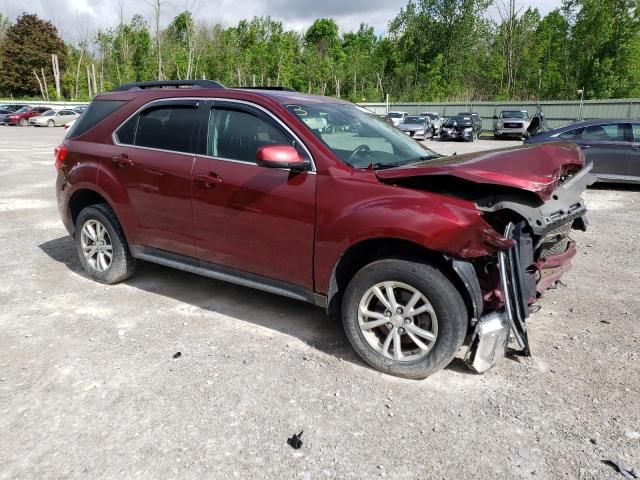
[30, 109, 78, 127]
[398, 115, 433, 140]
[420, 112, 442, 136]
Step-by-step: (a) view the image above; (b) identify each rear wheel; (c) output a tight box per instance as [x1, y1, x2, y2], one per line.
[19, 118, 28, 126]
[342, 259, 467, 379]
[75, 203, 136, 284]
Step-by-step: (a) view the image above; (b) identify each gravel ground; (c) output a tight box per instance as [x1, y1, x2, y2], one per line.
[0, 127, 639, 479]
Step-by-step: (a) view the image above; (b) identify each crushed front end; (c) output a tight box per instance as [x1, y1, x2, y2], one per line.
[465, 162, 596, 372]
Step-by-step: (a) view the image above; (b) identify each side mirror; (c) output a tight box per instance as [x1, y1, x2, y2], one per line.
[256, 145, 310, 171]
[493, 115, 498, 120]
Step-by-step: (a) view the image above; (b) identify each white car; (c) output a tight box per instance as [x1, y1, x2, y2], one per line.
[386, 111, 409, 126]
[30, 109, 78, 127]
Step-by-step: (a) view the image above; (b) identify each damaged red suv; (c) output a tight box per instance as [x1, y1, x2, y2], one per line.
[55, 81, 594, 378]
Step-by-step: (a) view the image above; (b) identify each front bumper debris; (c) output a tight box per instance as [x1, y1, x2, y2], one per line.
[465, 222, 533, 372]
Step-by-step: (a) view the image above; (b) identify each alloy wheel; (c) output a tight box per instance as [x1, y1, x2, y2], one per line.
[80, 219, 113, 272]
[357, 281, 438, 362]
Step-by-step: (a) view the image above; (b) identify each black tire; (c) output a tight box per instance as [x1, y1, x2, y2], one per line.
[74, 203, 136, 284]
[341, 259, 468, 379]
[19, 118, 27, 126]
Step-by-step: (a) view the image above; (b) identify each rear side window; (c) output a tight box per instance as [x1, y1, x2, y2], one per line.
[116, 104, 200, 154]
[67, 100, 128, 138]
[582, 123, 628, 142]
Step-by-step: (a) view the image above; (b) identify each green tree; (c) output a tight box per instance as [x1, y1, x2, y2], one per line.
[0, 13, 67, 97]
[566, 0, 640, 98]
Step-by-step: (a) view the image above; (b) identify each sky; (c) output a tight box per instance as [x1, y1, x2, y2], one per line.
[2, 0, 563, 44]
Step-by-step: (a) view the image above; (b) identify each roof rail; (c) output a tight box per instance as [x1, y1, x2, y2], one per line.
[234, 86, 297, 92]
[110, 80, 225, 92]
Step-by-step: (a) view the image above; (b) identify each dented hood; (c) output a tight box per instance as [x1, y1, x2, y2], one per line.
[375, 143, 585, 201]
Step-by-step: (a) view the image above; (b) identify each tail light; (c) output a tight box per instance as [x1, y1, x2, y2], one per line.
[54, 143, 68, 170]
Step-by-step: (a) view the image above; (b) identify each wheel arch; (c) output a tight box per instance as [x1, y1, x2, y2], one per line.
[67, 188, 117, 236]
[326, 237, 480, 327]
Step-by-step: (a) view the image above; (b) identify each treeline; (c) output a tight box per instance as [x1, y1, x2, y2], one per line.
[0, 0, 639, 103]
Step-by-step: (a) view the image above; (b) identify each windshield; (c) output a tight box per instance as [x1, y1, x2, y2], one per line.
[422, 113, 439, 120]
[15, 107, 30, 114]
[444, 116, 473, 127]
[501, 111, 528, 118]
[285, 103, 438, 169]
[387, 112, 404, 118]
[40, 110, 55, 116]
[402, 116, 424, 124]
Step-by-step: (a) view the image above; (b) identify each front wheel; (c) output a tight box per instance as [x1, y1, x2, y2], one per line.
[47, 120, 55, 128]
[75, 203, 136, 284]
[342, 259, 468, 379]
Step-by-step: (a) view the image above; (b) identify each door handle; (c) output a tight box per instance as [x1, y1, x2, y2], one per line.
[580, 145, 591, 150]
[195, 173, 222, 188]
[111, 154, 133, 167]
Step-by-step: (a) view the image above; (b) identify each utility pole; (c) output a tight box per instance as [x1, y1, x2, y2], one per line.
[577, 88, 584, 120]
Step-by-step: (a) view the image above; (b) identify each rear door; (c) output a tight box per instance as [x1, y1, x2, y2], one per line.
[576, 122, 632, 180]
[191, 100, 316, 289]
[101, 99, 203, 257]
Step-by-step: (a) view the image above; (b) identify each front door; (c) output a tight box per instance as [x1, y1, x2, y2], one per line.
[191, 101, 316, 290]
[629, 123, 640, 181]
[577, 122, 633, 180]
[100, 99, 203, 257]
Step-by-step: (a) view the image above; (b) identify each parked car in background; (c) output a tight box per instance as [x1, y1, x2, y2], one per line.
[30, 109, 78, 127]
[440, 115, 477, 142]
[0, 104, 28, 112]
[73, 106, 87, 115]
[398, 115, 432, 140]
[494, 110, 530, 139]
[525, 119, 640, 184]
[385, 111, 408, 126]
[420, 112, 442, 136]
[458, 112, 482, 137]
[1, 106, 50, 126]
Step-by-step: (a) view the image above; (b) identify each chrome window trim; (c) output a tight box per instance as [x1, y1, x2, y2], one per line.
[111, 96, 316, 173]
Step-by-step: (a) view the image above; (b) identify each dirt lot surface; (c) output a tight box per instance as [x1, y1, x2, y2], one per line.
[1, 127, 639, 479]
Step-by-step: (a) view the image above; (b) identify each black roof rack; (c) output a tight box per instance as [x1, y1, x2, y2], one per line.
[234, 86, 297, 92]
[111, 80, 225, 92]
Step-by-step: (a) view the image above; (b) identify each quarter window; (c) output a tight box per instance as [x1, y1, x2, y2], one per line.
[557, 129, 581, 140]
[208, 107, 293, 162]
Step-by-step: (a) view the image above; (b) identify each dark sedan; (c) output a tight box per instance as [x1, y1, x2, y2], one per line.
[525, 119, 640, 184]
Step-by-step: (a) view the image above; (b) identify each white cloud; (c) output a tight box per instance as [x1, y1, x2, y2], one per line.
[3, 0, 563, 44]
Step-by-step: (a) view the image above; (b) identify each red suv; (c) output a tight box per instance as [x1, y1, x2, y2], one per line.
[55, 81, 594, 378]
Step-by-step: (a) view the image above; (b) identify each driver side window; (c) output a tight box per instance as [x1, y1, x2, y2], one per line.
[208, 107, 292, 163]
